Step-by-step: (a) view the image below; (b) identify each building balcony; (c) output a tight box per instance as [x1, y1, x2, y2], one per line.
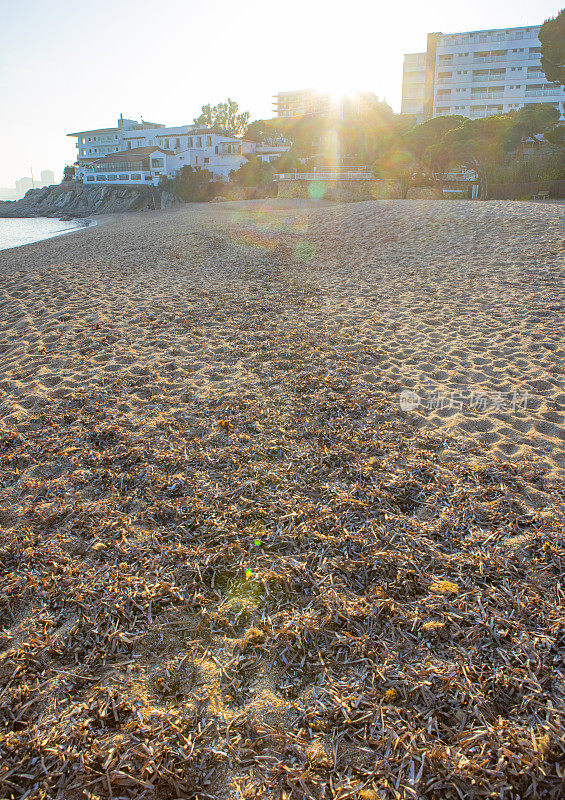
[525, 88, 564, 96]
[471, 73, 507, 82]
[473, 55, 509, 63]
[472, 53, 540, 65]
[471, 92, 504, 99]
[468, 109, 498, 117]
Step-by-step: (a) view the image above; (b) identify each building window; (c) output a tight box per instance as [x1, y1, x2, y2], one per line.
[144, 176, 153, 181]
[87, 176, 95, 182]
[151, 158, 164, 168]
[206, 136, 212, 146]
[119, 174, 129, 180]
[188, 137, 193, 147]
[175, 138, 180, 148]
[96, 175, 106, 181]
[204, 157, 209, 163]
[131, 174, 142, 180]
[164, 139, 169, 148]
[107, 175, 117, 181]
[196, 137, 202, 147]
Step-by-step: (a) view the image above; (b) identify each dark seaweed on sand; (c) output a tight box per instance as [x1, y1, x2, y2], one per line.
[0, 372, 564, 799]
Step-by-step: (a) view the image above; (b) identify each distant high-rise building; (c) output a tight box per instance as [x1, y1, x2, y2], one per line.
[402, 23, 565, 123]
[273, 89, 382, 119]
[41, 170, 55, 186]
[15, 177, 33, 197]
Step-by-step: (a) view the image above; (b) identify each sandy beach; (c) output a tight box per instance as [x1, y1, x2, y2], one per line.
[0, 199, 564, 798]
[1, 199, 564, 480]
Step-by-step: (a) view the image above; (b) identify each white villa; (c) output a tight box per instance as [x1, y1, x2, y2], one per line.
[68, 115, 290, 186]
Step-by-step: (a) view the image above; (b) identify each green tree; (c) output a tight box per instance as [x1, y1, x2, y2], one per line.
[194, 99, 250, 135]
[245, 120, 278, 143]
[277, 102, 398, 168]
[417, 106, 565, 197]
[539, 8, 565, 86]
[404, 115, 466, 186]
[405, 115, 465, 161]
[503, 103, 561, 152]
[63, 165, 75, 181]
[161, 165, 219, 202]
[437, 114, 512, 199]
[336, 101, 397, 165]
[373, 146, 418, 198]
[230, 156, 274, 187]
[277, 116, 328, 160]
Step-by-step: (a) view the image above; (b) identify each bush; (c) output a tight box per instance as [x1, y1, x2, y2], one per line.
[229, 156, 273, 188]
[490, 148, 565, 183]
[160, 166, 223, 202]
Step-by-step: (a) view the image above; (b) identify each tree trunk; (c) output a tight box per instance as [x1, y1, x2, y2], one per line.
[399, 175, 409, 199]
[478, 170, 489, 200]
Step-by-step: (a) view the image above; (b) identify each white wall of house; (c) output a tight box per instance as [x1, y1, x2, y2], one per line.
[70, 117, 291, 186]
[84, 172, 157, 186]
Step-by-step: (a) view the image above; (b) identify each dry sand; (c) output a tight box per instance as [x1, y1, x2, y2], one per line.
[0, 199, 564, 799]
[0, 200, 564, 480]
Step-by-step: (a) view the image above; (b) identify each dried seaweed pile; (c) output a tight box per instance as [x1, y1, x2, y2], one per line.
[0, 363, 564, 799]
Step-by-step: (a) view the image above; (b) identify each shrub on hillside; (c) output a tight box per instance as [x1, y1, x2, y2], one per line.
[160, 166, 223, 202]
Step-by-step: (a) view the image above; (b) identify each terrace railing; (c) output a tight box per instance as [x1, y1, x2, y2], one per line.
[274, 169, 374, 181]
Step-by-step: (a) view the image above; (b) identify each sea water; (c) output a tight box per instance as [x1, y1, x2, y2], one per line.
[0, 217, 91, 252]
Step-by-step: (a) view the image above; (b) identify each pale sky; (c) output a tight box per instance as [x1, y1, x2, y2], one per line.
[0, 0, 562, 186]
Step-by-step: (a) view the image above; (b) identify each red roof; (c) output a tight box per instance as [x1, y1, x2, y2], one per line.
[92, 146, 174, 164]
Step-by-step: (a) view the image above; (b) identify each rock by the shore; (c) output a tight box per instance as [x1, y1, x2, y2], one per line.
[0, 182, 183, 218]
[160, 190, 184, 210]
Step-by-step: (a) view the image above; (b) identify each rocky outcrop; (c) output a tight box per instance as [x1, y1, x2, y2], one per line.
[0, 183, 183, 218]
[160, 191, 184, 210]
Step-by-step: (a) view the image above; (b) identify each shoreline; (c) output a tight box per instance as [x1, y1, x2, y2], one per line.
[0, 215, 97, 253]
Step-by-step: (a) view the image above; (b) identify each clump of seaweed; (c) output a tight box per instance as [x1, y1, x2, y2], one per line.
[0, 364, 563, 800]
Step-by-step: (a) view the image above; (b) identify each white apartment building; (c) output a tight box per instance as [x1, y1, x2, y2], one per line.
[68, 115, 290, 185]
[274, 89, 381, 119]
[401, 53, 427, 122]
[402, 25, 565, 123]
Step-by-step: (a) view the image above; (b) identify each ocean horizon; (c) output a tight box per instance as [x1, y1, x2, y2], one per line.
[0, 217, 91, 252]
